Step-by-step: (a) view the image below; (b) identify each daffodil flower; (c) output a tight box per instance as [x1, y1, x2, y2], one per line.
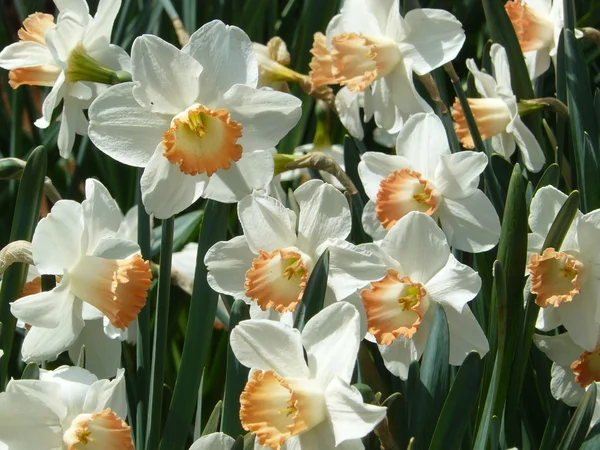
[0, 366, 132, 449]
[0, 0, 130, 157]
[230, 302, 387, 449]
[451, 44, 545, 172]
[328, 212, 489, 379]
[88, 20, 302, 218]
[310, 0, 465, 132]
[205, 180, 351, 321]
[534, 332, 600, 428]
[528, 186, 600, 352]
[10, 181, 152, 364]
[505, 0, 583, 80]
[359, 113, 501, 253]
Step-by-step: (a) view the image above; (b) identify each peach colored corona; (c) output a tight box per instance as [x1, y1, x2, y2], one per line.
[505, 0, 554, 53]
[528, 248, 583, 308]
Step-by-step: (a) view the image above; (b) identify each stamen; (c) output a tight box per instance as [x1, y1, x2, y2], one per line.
[571, 346, 600, 388]
[69, 254, 152, 329]
[505, 0, 554, 52]
[240, 370, 326, 450]
[17, 13, 55, 45]
[308, 32, 337, 88]
[528, 248, 583, 307]
[63, 408, 134, 450]
[245, 249, 308, 313]
[162, 104, 243, 176]
[451, 97, 513, 149]
[375, 169, 438, 230]
[330, 33, 402, 92]
[360, 269, 428, 345]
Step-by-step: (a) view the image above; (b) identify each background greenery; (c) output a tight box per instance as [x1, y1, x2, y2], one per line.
[1, 0, 600, 449]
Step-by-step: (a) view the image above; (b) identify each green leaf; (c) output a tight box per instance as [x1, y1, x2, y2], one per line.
[146, 217, 175, 450]
[294, 249, 329, 330]
[20, 362, 39, 380]
[0, 145, 46, 389]
[221, 300, 250, 437]
[557, 384, 597, 450]
[229, 436, 245, 450]
[564, 28, 600, 212]
[201, 400, 223, 437]
[160, 201, 229, 450]
[581, 420, 600, 449]
[411, 306, 450, 449]
[430, 352, 483, 450]
[474, 261, 507, 448]
[535, 163, 561, 193]
[540, 401, 571, 450]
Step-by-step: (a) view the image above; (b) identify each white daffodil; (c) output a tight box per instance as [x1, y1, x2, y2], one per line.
[0, 0, 129, 157]
[527, 186, 600, 352]
[190, 432, 235, 450]
[505, 0, 583, 80]
[359, 113, 500, 253]
[281, 143, 346, 190]
[230, 301, 387, 449]
[88, 20, 302, 219]
[205, 180, 351, 322]
[10, 180, 152, 364]
[534, 332, 600, 428]
[328, 212, 489, 379]
[309, 0, 465, 132]
[451, 44, 545, 172]
[0, 366, 132, 449]
[253, 38, 305, 91]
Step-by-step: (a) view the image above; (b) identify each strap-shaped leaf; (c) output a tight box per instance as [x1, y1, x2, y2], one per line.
[294, 249, 329, 330]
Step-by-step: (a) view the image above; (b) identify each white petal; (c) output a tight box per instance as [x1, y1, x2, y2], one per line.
[183, 20, 258, 102]
[229, 319, 310, 378]
[529, 186, 580, 247]
[533, 333, 583, 367]
[438, 192, 501, 253]
[295, 180, 351, 256]
[190, 433, 235, 450]
[0, 392, 62, 450]
[222, 84, 302, 151]
[202, 150, 274, 203]
[491, 132, 516, 160]
[172, 243, 199, 279]
[82, 0, 121, 52]
[400, 8, 465, 75]
[82, 179, 123, 253]
[57, 97, 83, 158]
[512, 118, 546, 173]
[21, 297, 85, 363]
[325, 377, 387, 445]
[381, 212, 450, 284]
[10, 276, 73, 328]
[32, 200, 83, 274]
[550, 363, 584, 407]
[434, 151, 488, 199]
[238, 190, 297, 254]
[443, 304, 489, 365]
[358, 153, 411, 200]
[386, 61, 432, 125]
[525, 49, 551, 80]
[378, 337, 418, 379]
[361, 200, 387, 242]
[0, 41, 55, 69]
[535, 302, 562, 331]
[82, 369, 127, 418]
[140, 144, 207, 219]
[302, 302, 361, 386]
[68, 319, 121, 379]
[426, 254, 481, 310]
[116, 206, 138, 242]
[39, 72, 66, 126]
[368, 76, 402, 132]
[395, 113, 449, 179]
[559, 290, 600, 352]
[205, 236, 255, 299]
[465, 58, 498, 98]
[490, 44, 513, 97]
[336, 87, 364, 139]
[328, 239, 387, 300]
[131, 35, 201, 114]
[88, 82, 171, 167]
